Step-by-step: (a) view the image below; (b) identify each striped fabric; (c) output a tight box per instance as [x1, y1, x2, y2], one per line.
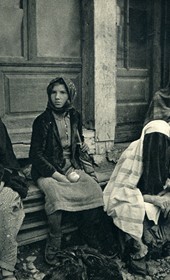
[103, 120, 170, 239]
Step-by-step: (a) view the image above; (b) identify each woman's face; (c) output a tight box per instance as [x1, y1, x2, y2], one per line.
[50, 83, 69, 108]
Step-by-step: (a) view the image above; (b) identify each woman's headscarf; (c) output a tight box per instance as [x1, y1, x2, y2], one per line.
[46, 77, 77, 114]
[144, 85, 170, 125]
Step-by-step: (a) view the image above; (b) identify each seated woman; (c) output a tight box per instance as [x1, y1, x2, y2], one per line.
[0, 119, 28, 280]
[103, 85, 170, 275]
[29, 77, 114, 265]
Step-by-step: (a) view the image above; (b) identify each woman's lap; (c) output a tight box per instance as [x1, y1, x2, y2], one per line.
[37, 170, 104, 214]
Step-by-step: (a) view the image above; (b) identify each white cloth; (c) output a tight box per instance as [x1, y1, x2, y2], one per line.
[144, 202, 160, 225]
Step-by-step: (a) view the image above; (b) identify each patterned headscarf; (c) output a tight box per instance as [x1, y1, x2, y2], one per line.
[46, 77, 77, 114]
[144, 86, 170, 125]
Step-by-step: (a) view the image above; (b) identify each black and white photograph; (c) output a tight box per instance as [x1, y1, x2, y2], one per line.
[0, 0, 170, 279]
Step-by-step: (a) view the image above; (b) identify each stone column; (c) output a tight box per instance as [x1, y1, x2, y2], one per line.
[94, 0, 117, 156]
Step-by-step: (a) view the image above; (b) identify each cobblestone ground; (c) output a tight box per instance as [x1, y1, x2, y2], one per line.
[15, 239, 170, 280]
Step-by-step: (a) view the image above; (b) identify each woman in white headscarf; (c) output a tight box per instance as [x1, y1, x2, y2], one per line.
[104, 85, 170, 275]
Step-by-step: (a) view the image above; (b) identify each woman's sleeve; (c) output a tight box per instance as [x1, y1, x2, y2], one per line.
[29, 118, 56, 177]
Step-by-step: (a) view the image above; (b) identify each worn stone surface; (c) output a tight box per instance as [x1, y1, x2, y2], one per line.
[94, 0, 117, 143]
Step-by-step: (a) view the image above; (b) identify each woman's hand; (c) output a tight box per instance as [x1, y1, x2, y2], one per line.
[52, 171, 69, 183]
[144, 194, 170, 218]
[80, 142, 89, 153]
[153, 196, 170, 208]
[156, 195, 170, 218]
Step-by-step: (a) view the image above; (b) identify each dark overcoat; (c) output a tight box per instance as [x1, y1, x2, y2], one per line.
[29, 108, 84, 182]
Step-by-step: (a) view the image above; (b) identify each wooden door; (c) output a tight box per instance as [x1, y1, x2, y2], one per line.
[161, 0, 170, 87]
[115, 0, 161, 143]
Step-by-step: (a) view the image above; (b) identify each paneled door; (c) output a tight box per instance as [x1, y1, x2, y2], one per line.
[115, 0, 161, 142]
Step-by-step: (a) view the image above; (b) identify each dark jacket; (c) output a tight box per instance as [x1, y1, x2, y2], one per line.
[0, 120, 20, 172]
[29, 108, 84, 182]
[0, 120, 28, 198]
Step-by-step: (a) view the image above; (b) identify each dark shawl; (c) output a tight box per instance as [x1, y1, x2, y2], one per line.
[144, 87, 170, 125]
[0, 119, 28, 198]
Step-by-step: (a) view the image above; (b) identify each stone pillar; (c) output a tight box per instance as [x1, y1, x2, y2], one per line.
[94, 0, 117, 155]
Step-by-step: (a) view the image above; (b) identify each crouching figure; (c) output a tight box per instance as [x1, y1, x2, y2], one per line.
[104, 85, 170, 275]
